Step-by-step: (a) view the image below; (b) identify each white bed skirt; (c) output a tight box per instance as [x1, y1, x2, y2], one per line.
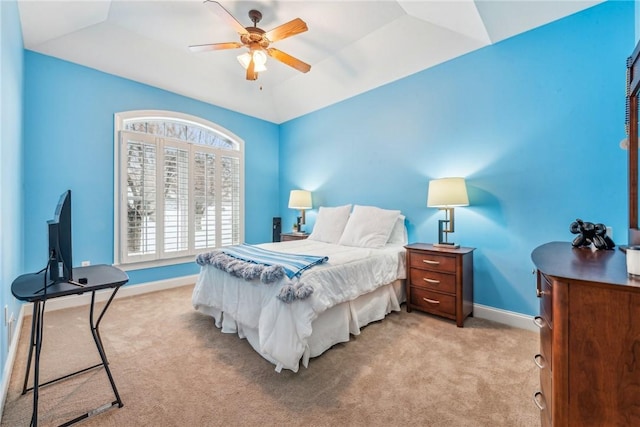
[195, 279, 406, 371]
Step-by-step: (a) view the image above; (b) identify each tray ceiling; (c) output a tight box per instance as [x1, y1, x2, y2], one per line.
[18, 0, 603, 123]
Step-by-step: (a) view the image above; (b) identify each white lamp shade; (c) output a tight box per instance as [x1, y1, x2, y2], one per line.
[288, 190, 312, 209]
[427, 177, 469, 207]
[237, 51, 267, 72]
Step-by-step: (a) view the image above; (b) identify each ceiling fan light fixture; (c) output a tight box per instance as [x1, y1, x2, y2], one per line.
[237, 50, 267, 72]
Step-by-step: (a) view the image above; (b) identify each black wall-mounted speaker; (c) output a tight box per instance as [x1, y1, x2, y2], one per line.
[272, 217, 281, 242]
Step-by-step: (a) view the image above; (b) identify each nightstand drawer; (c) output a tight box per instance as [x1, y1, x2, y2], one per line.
[409, 252, 456, 273]
[409, 269, 456, 294]
[409, 287, 456, 317]
[280, 233, 308, 241]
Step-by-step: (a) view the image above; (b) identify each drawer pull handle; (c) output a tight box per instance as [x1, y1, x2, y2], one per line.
[423, 259, 440, 265]
[533, 392, 545, 411]
[423, 298, 440, 304]
[533, 354, 545, 369]
[424, 278, 440, 284]
[533, 316, 545, 329]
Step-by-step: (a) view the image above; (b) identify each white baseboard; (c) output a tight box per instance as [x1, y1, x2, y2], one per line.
[0, 304, 25, 423]
[473, 303, 538, 332]
[0, 274, 196, 421]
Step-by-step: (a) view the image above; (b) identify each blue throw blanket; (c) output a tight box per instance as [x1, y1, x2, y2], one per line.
[220, 244, 328, 279]
[195, 244, 328, 303]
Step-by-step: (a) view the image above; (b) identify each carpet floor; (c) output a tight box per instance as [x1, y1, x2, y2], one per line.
[1, 284, 539, 426]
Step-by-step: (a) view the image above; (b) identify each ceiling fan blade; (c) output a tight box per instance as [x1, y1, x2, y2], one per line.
[246, 55, 257, 80]
[204, 0, 248, 36]
[189, 42, 242, 52]
[265, 18, 308, 43]
[267, 48, 311, 73]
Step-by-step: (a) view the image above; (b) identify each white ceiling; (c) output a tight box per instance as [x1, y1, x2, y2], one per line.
[18, 0, 603, 124]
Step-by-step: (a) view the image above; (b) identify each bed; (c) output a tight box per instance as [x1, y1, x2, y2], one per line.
[192, 205, 407, 372]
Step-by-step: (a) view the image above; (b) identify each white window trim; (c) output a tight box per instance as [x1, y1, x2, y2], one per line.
[113, 110, 245, 271]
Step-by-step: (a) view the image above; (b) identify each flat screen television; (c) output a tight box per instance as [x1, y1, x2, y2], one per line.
[48, 190, 73, 283]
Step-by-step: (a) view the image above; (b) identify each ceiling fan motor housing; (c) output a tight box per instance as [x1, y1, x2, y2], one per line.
[242, 10, 269, 48]
[241, 30, 269, 48]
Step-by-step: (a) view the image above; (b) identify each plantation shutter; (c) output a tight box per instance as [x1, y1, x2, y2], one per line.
[123, 134, 157, 262]
[193, 151, 216, 249]
[163, 143, 190, 255]
[221, 155, 241, 246]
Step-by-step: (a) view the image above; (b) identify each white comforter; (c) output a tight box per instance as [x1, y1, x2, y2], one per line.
[192, 240, 406, 372]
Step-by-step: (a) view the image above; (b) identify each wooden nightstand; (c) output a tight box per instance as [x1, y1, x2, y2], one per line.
[280, 232, 309, 242]
[405, 243, 474, 327]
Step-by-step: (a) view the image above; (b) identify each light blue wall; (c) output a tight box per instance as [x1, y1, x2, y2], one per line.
[22, 52, 280, 285]
[0, 0, 24, 379]
[636, 0, 639, 42]
[280, 1, 634, 316]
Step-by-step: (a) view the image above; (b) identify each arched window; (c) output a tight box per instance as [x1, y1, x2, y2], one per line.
[114, 111, 244, 268]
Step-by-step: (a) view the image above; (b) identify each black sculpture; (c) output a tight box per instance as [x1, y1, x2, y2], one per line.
[569, 219, 615, 250]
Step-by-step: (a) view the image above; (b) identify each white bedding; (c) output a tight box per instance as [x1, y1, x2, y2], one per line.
[192, 239, 406, 372]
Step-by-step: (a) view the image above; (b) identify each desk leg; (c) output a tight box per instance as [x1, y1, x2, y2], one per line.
[25, 300, 45, 427]
[89, 289, 123, 408]
[20, 287, 123, 427]
[21, 301, 39, 395]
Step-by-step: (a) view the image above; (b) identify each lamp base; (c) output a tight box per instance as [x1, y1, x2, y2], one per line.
[434, 242, 460, 249]
[437, 219, 460, 249]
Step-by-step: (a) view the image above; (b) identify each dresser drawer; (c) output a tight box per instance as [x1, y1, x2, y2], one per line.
[539, 362, 552, 427]
[540, 273, 553, 329]
[541, 399, 552, 427]
[541, 364, 551, 417]
[409, 287, 456, 317]
[535, 352, 552, 398]
[409, 269, 456, 294]
[409, 252, 456, 273]
[540, 315, 552, 369]
[534, 385, 551, 427]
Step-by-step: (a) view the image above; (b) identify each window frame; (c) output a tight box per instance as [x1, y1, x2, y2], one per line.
[113, 110, 244, 270]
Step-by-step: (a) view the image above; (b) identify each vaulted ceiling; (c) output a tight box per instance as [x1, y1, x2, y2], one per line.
[18, 0, 603, 123]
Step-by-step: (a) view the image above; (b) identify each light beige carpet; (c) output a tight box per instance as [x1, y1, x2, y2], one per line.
[1, 285, 539, 427]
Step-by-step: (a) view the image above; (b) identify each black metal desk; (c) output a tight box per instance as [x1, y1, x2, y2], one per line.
[11, 264, 129, 427]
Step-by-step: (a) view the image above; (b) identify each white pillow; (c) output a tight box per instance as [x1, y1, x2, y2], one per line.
[387, 215, 408, 245]
[338, 205, 401, 248]
[308, 205, 352, 244]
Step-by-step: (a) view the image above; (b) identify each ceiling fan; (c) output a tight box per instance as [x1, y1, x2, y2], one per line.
[189, 1, 311, 81]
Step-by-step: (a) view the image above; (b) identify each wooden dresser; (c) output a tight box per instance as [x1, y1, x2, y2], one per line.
[531, 242, 640, 426]
[405, 243, 474, 327]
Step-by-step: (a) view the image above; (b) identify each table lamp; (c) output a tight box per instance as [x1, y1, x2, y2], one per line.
[288, 190, 312, 233]
[427, 177, 469, 248]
